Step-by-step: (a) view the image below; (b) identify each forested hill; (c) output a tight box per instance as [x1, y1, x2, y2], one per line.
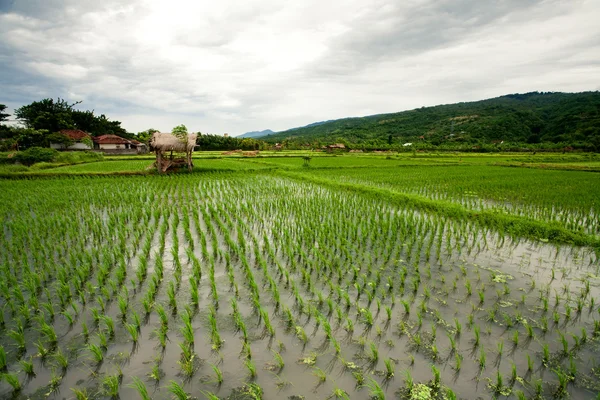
[261, 92, 600, 147]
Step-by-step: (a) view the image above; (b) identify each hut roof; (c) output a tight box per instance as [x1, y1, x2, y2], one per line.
[94, 134, 131, 144]
[59, 129, 91, 141]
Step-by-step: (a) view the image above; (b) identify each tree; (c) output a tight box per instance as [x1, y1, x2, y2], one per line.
[136, 128, 159, 144]
[0, 104, 10, 124]
[14, 98, 78, 132]
[172, 124, 188, 140]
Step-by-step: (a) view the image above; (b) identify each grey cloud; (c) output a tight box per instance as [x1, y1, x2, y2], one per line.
[1, 0, 599, 135]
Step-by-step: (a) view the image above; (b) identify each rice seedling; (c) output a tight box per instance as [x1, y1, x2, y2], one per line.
[368, 341, 379, 364]
[542, 343, 551, 367]
[363, 377, 385, 400]
[473, 325, 480, 347]
[52, 347, 69, 371]
[211, 364, 223, 385]
[384, 358, 395, 379]
[478, 347, 487, 371]
[71, 388, 90, 400]
[168, 380, 191, 400]
[19, 356, 34, 376]
[2, 373, 21, 393]
[101, 315, 115, 338]
[102, 373, 121, 398]
[0, 345, 7, 371]
[511, 329, 519, 347]
[245, 359, 257, 379]
[454, 352, 463, 371]
[313, 366, 327, 382]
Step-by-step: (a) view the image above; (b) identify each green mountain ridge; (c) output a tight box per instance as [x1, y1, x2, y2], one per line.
[261, 92, 600, 148]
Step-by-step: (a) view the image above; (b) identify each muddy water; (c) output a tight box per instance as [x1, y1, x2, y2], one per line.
[0, 175, 598, 399]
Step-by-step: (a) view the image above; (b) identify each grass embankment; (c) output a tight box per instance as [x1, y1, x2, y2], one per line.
[278, 169, 600, 249]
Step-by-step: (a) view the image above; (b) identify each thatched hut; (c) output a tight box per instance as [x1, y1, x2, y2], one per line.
[150, 132, 198, 172]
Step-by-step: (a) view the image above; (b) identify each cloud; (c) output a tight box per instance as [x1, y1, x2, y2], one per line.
[1, 0, 599, 134]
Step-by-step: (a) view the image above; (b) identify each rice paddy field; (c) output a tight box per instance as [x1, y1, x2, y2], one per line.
[0, 152, 599, 399]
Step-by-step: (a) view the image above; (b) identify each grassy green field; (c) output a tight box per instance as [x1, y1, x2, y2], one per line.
[0, 152, 599, 399]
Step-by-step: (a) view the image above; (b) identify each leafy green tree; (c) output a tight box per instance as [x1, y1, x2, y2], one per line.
[15, 147, 57, 165]
[0, 104, 9, 123]
[46, 133, 74, 148]
[172, 124, 188, 140]
[14, 98, 78, 132]
[136, 128, 159, 144]
[12, 128, 49, 149]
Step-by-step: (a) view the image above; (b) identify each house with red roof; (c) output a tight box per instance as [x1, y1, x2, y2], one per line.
[93, 134, 147, 153]
[50, 129, 93, 150]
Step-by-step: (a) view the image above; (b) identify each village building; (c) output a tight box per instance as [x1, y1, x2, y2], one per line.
[50, 129, 93, 150]
[323, 143, 347, 152]
[93, 134, 133, 150]
[93, 134, 148, 154]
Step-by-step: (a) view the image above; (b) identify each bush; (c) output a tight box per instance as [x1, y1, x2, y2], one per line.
[54, 151, 103, 164]
[29, 162, 58, 170]
[14, 147, 57, 166]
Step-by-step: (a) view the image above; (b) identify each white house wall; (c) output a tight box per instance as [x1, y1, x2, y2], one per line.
[50, 142, 92, 150]
[98, 144, 122, 149]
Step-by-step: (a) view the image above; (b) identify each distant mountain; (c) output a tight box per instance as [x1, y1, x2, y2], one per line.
[237, 129, 274, 138]
[261, 92, 600, 147]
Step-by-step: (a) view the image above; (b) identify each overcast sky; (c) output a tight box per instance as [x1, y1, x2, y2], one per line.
[1, 0, 599, 135]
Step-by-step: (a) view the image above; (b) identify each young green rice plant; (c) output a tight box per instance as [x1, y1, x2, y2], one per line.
[241, 341, 252, 360]
[211, 364, 223, 385]
[473, 325, 480, 347]
[526, 353, 534, 372]
[511, 329, 519, 347]
[368, 341, 379, 364]
[364, 377, 385, 400]
[542, 343, 550, 367]
[465, 279, 472, 296]
[52, 347, 69, 371]
[479, 347, 487, 371]
[167, 281, 177, 311]
[245, 359, 257, 379]
[559, 332, 569, 356]
[19, 356, 34, 376]
[295, 325, 308, 344]
[454, 318, 462, 336]
[384, 358, 395, 380]
[2, 373, 21, 393]
[180, 311, 194, 348]
[553, 368, 570, 399]
[447, 332, 457, 354]
[102, 373, 121, 399]
[313, 366, 327, 383]
[157, 304, 169, 328]
[71, 388, 89, 400]
[118, 294, 129, 321]
[35, 340, 50, 359]
[401, 300, 410, 315]
[167, 380, 190, 400]
[272, 350, 285, 370]
[454, 352, 463, 371]
[156, 326, 169, 349]
[0, 345, 7, 371]
[510, 361, 518, 384]
[87, 343, 104, 365]
[345, 317, 354, 334]
[126, 323, 140, 345]
[101, 315, 115, 338]
[8, 325, 26, 352]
